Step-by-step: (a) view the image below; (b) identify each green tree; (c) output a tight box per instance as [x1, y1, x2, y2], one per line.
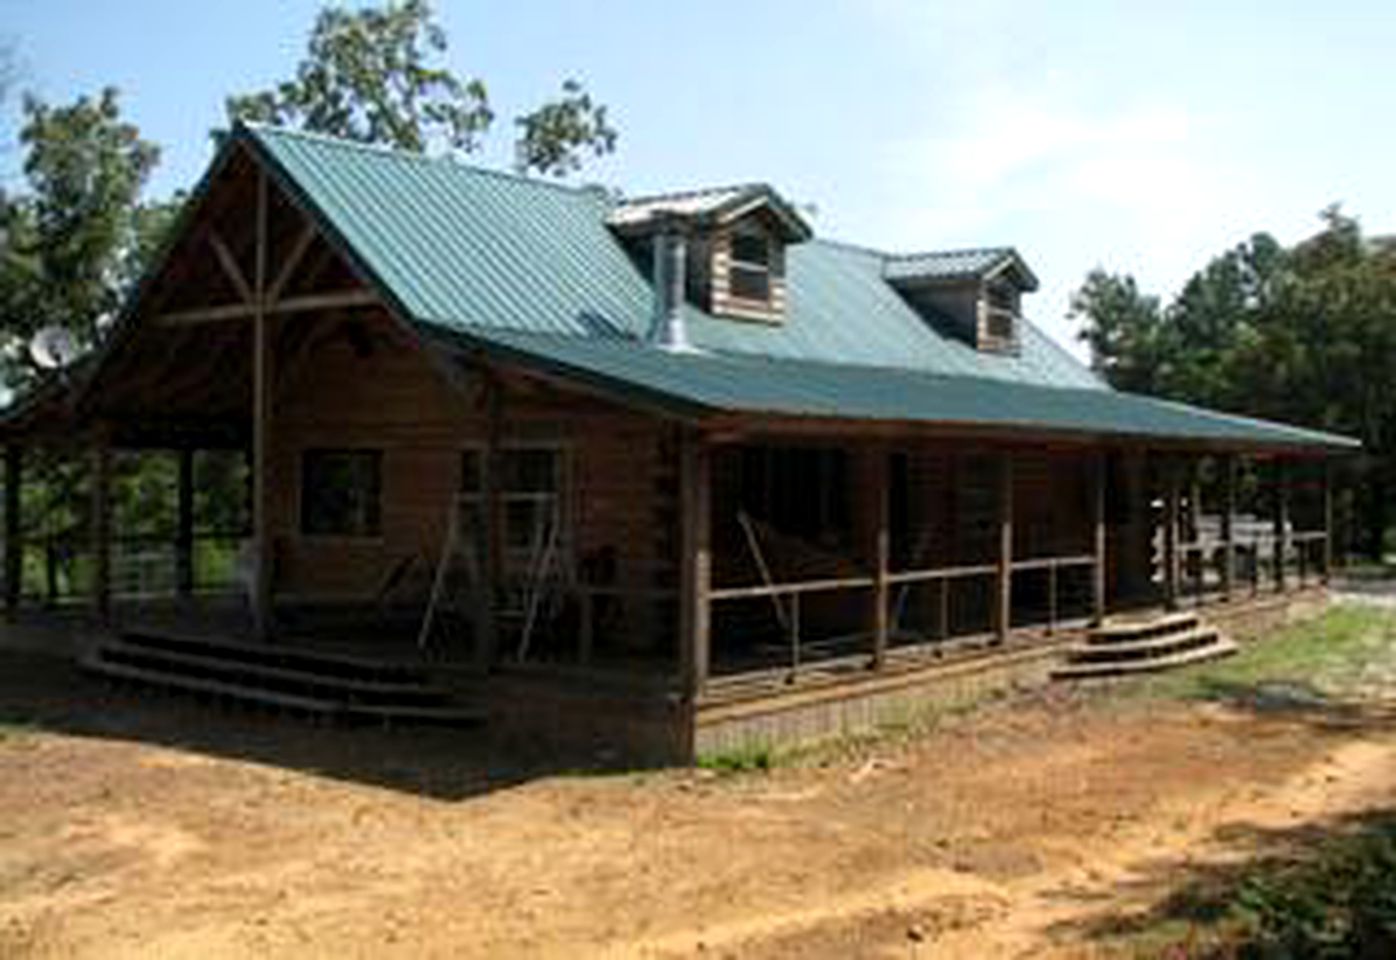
[0, 87, 161, 389]
[1071, 209, 1396, 560]
[225, 0, 617, 177]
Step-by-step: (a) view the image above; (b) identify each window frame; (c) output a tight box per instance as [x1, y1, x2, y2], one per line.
[458, 441, 571, 577]
[727, 226, 774, 305]
[298, 448, 384, 540]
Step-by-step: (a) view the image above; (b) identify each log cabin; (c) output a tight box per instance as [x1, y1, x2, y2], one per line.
[0, 123, 1358, 762]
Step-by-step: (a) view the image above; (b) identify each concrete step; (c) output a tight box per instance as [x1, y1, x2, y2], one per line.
[1069, 627, 1222, 663]
[81, 656, 348, 716]
[117, 630, 429, 685]
[1089, 611, 1201, 644]
[1053, 637, 1238, 680]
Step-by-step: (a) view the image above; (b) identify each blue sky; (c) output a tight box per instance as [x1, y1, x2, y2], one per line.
[3, 0, 1393, 355]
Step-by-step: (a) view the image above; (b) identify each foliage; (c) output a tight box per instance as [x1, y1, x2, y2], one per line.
[0, 87, 162, 389]
[696, 742, 775, 774]
[1071, 209, 1396, 558]
[225, 1, 617, 176]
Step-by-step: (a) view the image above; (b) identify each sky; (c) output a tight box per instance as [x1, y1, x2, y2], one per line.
[3, 0, 1394, 357]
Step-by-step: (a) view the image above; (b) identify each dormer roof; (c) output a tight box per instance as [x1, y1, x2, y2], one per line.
[883, 246, 1039, 292]
[606, 183, 813, 243]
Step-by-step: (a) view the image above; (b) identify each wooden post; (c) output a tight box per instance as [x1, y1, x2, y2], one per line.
[866, 446, 890, 669]
[996, 451, 1013, 643]
[1163, 457, 1181, 611]
[91, 435, 112, 624]
[678, 429, 712, 698]
[4, 445, 21, 616]
[1322, 459, 1334, 584]
[1273, 459, 1289, 593]
[1221, 454, 1237, 600]
[1091, 452, 1106, 625]
[176, 448, 195, 598]
[474, 376, 502, 670]
[250, 167, 274, 640]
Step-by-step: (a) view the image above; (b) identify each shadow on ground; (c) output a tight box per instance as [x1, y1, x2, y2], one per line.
[0, 646, 643, 802]
[1050, 807, 1396, 957]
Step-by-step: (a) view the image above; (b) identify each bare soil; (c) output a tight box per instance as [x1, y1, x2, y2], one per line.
[0, 647, 1393, 958]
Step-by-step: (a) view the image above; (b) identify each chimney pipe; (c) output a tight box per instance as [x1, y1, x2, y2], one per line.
[651, 218, 694, 352]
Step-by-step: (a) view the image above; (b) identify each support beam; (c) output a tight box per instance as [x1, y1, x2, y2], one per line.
[267, 223, 317, 304]
[1274, 459, 1289, 593]
[4, 445, 21, 617]
[155, 289, 378, 326]
[176, 449, 195, 598]
[473, 377, 502, 670]
[1322, 460, 1334, 584]
[251, 168, 274, 640]
[91, 436, 112, 625]
[208, 230, 255, 305]
[996, 451, 1013, 643]
[679, 429, 712, 699]
[1221, 454, 1237, 600]
[1163, 457, 1181, 611]
[866, 445, 890, 668]
[1091, 452, 1107, 625]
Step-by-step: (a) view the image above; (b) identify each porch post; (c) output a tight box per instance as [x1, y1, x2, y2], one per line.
[1163, 456, 1181, 610]
[1273, 459, 1290, 593]
[4, 444, 21, 616]
[474, 375, 503, 669]
[1091, 451, 1106, 625]
[1221, 454, 1237, 600]
[996, 450, 1013, 643]
[176, 448, 195, 598]
[1322, 459, 1334, 584]
[90, 434, 112, 624]
[678, 428, 712, 698]
[251, 167, 274, 639]
[866, 445, 890, 668]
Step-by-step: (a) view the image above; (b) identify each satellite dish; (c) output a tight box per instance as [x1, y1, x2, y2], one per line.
[29, 325, 79, 371]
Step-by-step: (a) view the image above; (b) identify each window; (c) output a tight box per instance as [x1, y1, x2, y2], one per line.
[301, 449, 382, 537]
[460, 446, 565, 568]
[729, 229, 772, 302]
[984, 283, 1018, 342]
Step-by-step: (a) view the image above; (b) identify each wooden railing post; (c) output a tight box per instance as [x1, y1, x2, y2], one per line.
[475, 375, 503, 670]
[91, 434, 112, 625]
[251, 166, 274, 640]
[867, 445, 890, 669]
[996, 451, 1013, 643]
[4, 445, 21, 617]
[678, 430, 712, 699]
[1322, 460, 1334, 585]
[1273, 459, 1289, 593]
[1221, 454, 1237, 600]
[1163, 457, 1181, 610]
[176, 448, 195, 598]
[1092, 452, 1107, 625]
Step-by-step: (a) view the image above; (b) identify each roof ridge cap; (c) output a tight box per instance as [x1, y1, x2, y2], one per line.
[883, 245, 1016, 262]
[615, 182, 770, 207]
[240, 122, 600, 199]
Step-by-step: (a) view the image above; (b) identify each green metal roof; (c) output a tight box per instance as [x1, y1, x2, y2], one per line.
[241, 124, 1355, 452]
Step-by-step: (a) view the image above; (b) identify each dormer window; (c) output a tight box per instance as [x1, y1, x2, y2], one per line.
[729, 229, 772, 302]
[606, 183, 813, 330]
[884, 247, 1037, 355]
[982, 282, 1019, 348]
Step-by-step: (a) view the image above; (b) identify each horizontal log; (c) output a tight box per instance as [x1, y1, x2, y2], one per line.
[1009, 554, 1096, 572]
[710, 575, 875, 601]
[884, 563, 998, 585]
[155, 289, 378, 325]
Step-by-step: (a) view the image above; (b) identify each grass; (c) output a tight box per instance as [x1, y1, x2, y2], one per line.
[696, 742, 776, 774]
[1135, 603, 1396, 706]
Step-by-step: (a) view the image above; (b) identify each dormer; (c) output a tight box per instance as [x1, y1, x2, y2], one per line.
[608, 184, 812, 327]
[884, 247, 1038, 354]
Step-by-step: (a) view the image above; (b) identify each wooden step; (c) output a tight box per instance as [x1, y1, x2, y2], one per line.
[96, 641, 451, 707]
[81, 656, 348, 716]
[1053, 637, 1238, 680]
[1069, 627, 1222, 663]
[118, 631, 428, 684]
[1089, 611, 1200, 644]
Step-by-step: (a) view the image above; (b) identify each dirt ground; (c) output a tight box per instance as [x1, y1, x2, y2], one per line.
[1, 630, 1394, 958]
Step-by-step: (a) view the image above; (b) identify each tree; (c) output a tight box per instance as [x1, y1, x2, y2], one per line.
[0, 87, 161, 389]
[1071, 209, 1396, 560]
[225, 0, 617, 177]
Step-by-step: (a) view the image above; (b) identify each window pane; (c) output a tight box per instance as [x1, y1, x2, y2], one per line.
[730, 265, 771, 301]
[301, 450, 382, 537]
[460, 450, 481, 493]
[502, 448, 558, 493]
[731, 232, 770, 267]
